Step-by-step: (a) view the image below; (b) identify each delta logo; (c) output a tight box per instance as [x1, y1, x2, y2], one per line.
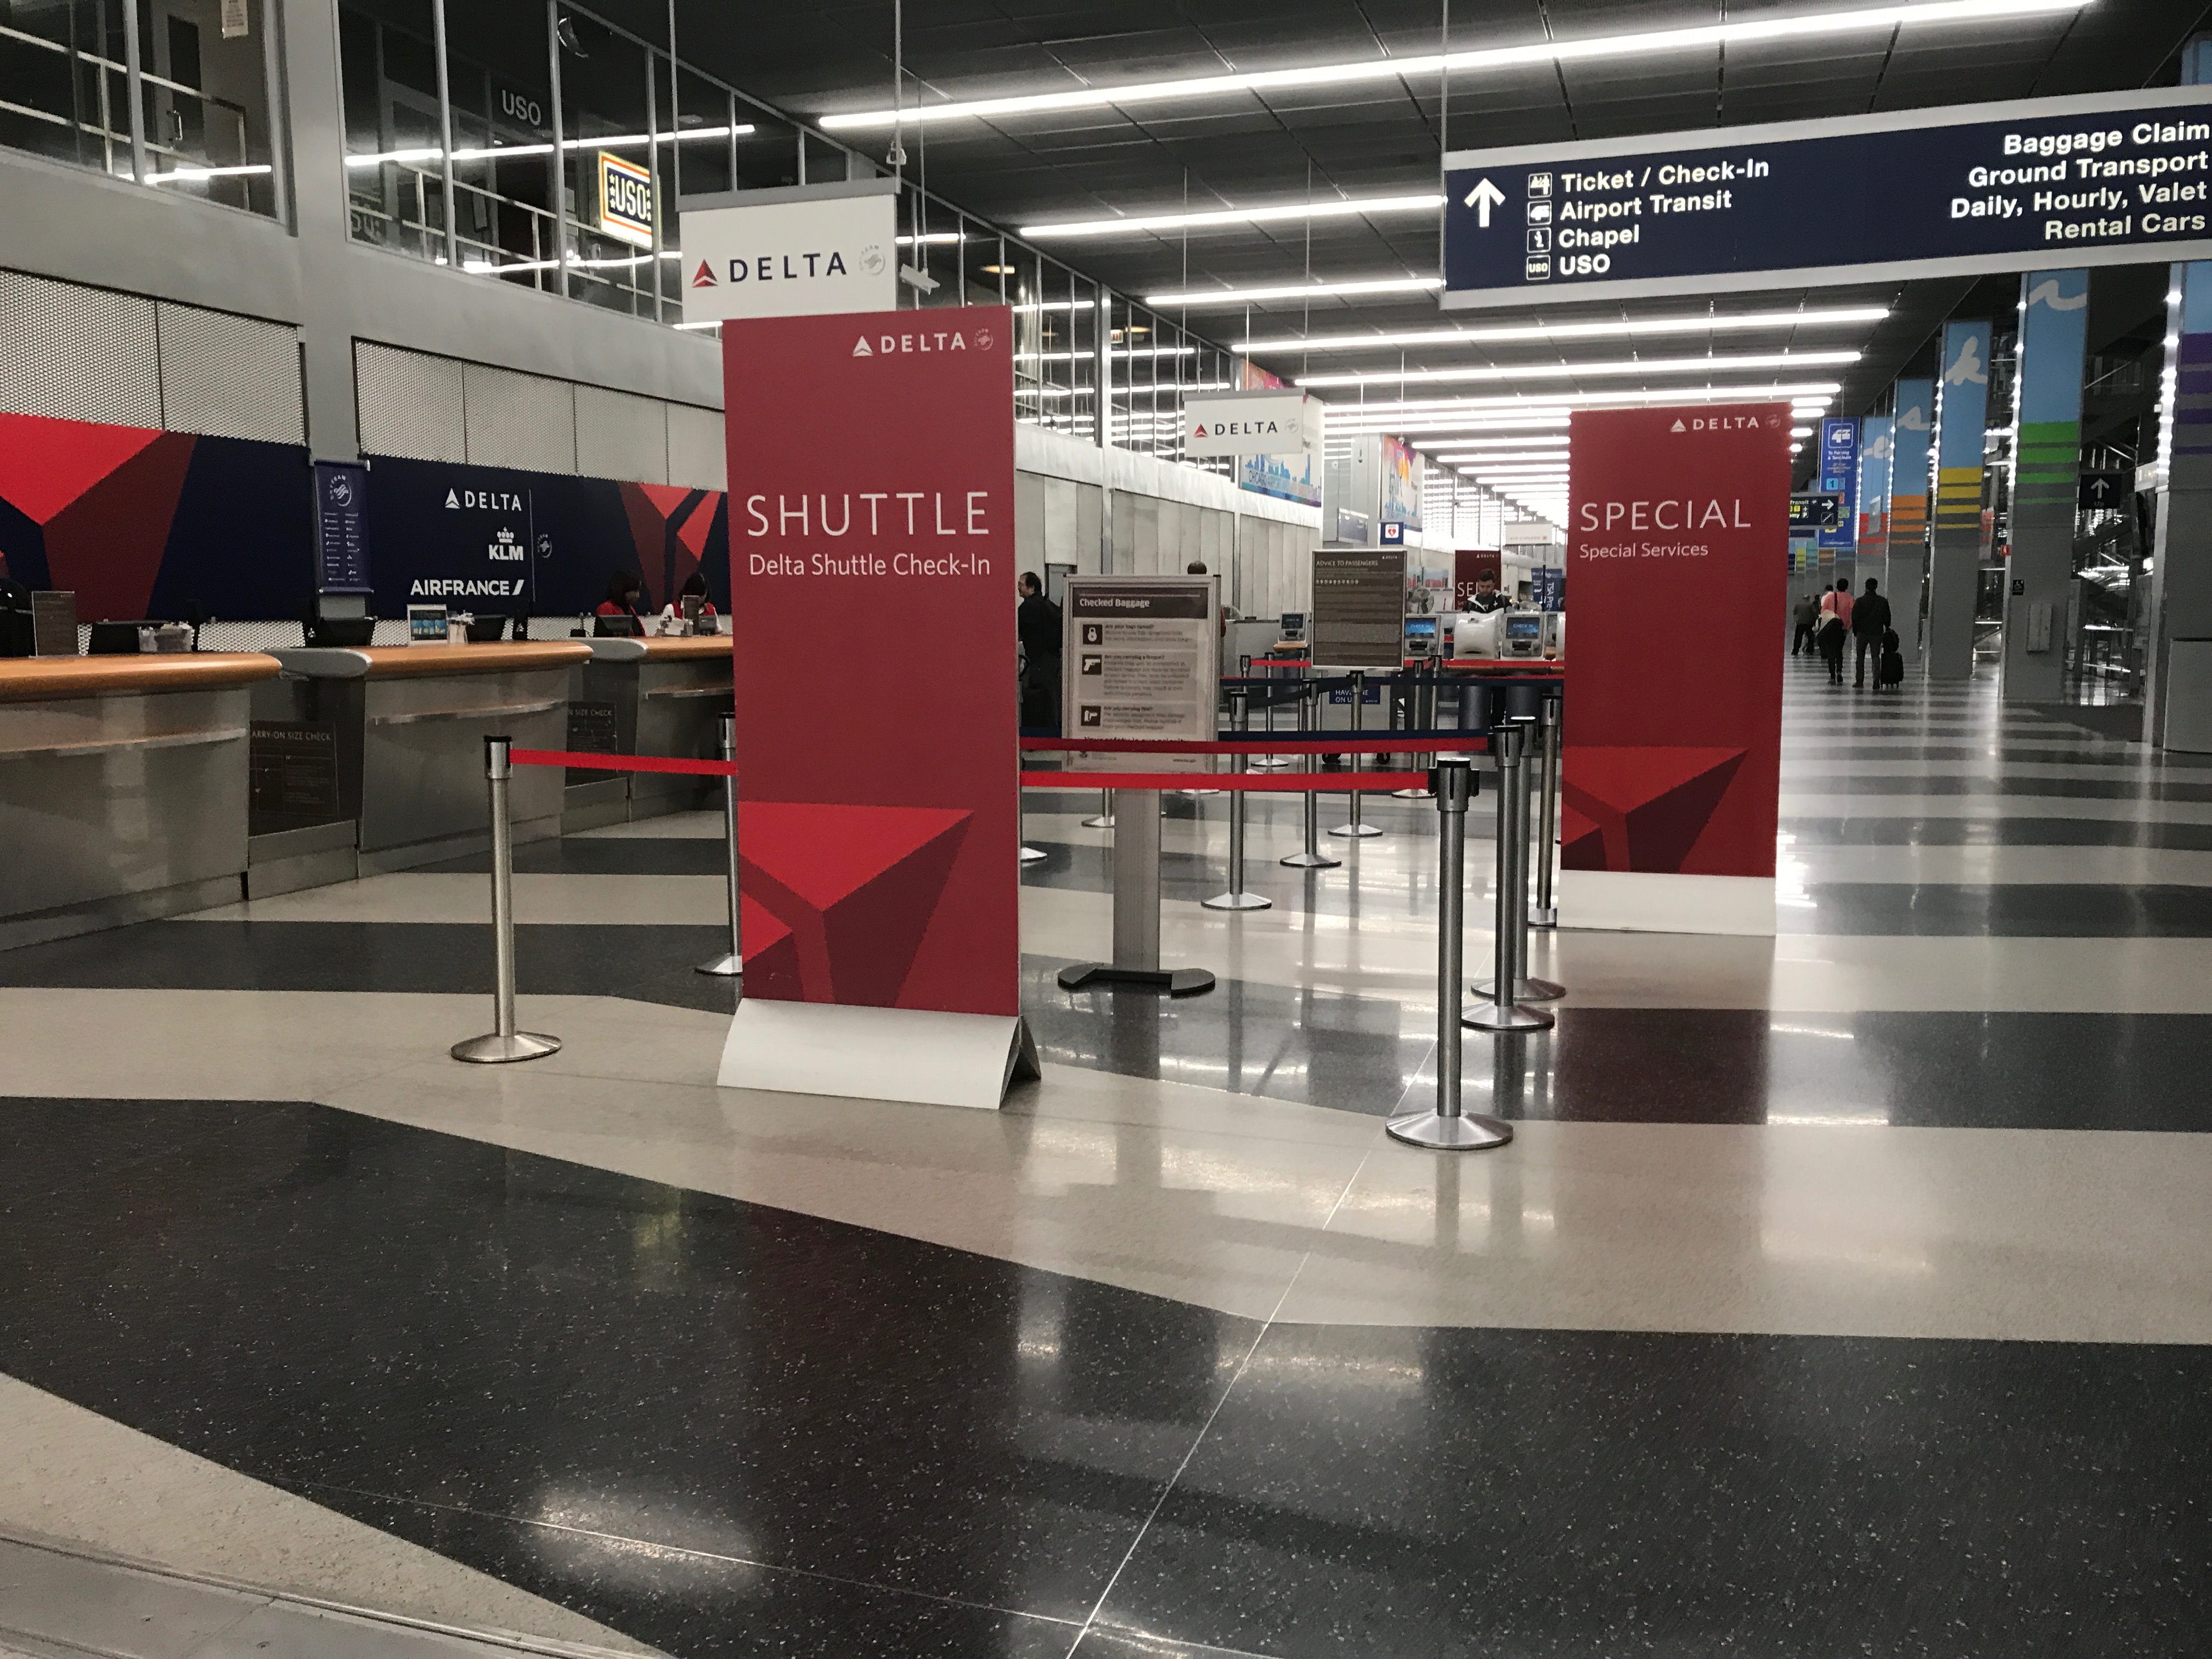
[1671, 415, 1770, 433]
[692, 261, 716, 289]
[849, 329, 977, 359]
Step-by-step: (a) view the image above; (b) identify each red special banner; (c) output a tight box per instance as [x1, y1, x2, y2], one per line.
[1562, 404, 1788, 884]
[722, 306, 1017, 1020]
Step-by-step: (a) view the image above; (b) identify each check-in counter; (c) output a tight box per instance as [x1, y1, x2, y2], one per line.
[262, 642, 590, 877]
[565, 634, 733, 828]
[0, 653, 280, 947]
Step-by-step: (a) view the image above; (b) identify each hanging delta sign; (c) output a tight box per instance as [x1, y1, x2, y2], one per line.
[1182, 390, 1322, 458]
[681, 180, 899, 324]
[1443, 85, 2212, 307]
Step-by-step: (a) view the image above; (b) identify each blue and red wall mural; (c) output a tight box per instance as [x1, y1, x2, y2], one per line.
[0, 409, 728, 622]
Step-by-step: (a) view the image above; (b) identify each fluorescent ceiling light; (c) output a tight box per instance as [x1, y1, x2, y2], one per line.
[1298, 349, 1858, 389]
[149, 163, 274, 183]
[1324, 381, 1844, 424]
[1021, 194, 1443, 241]
[1240, 305, 1891, 352]
[1018, 347, 1197, 361]
[819, 1, 2088, 131]
[347, 125, 752, 167]
[1792, 425, 1815, 437]
[895, 232, 967, 246]
[1146, 276, 1443, 308]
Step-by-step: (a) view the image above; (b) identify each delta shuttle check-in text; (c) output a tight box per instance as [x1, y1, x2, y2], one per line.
[743, 490, 996, 580]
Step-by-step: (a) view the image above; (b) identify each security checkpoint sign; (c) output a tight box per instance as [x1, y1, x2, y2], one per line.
[1183, 390, 1322, 459]
[1443, 85, 2212, 308]
[681, 180, 897, 324]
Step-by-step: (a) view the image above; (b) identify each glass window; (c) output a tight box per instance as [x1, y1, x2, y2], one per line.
[0, 0, 278, 215]
[443, 0, 558, 287]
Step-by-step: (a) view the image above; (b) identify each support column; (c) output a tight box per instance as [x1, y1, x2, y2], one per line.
[1888, 379, 1934, 665]
[2147, 35, 2212, 751]
[278, 0, 364, 460]
[1928, 320, 1993, 680]
[2005, 269, 2089, 703]
[1855, 412, 1893, 658]
[2148, 260, 2212, 747]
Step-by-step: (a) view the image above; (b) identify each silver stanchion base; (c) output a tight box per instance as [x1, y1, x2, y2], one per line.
[1020, 845, 1049, 865]
[1390, 787, 1434, 799]
[1386, 1110, 1515, 1150]
[1473, 975, 1567, 1002]
[450, 1031, 563, 1064]
[1177, 788, 1224, 798]
[1081, 814, 1116, 828]
[1251, 755, 1295, 770]
[1200, 890, 1272, 911]
[1528, 905, 1559, 929]
[1328, 822, 1385, 838]
[1462, 1000, 1555, 1032]
[695, 953, 743, 977]
[1057, 962, 1216, 996]
[1280, 849, 1342, 868]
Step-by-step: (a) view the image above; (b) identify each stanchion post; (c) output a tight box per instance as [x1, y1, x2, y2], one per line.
[1282, 676, 1340, 869]
[1083, 789, 1115, 829]
[1330, 670, 1383, 838]
[1254, 659, 1292, 769]
[1203, 686, 1271, 911]
[452, 736, 562, 1063]
[1531, 690, 1561, 929]
[1390, 756, 1512, 1149]
[1464, 725, 1553, 1033]
[1476, 716, 1566, 1002]
[697, 714, 742, 977]
[1393, 664, 1436, 799]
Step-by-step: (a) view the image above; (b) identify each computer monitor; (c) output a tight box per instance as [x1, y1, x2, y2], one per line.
[1403, 617, 1438, 654]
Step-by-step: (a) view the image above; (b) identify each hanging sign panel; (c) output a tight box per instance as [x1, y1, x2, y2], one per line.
[1444, 86, 2212, 308]
[1183, 390, 1322, 459]
[681, 180, 898, 324]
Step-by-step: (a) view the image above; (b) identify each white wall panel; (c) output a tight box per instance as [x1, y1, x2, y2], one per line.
[666, 402, 726, 490]
[156, 303, 304, 445]
[463, 361, 576, 473]
[0, 270, 160, 428]
[576, 383, 668, 484]
[354, 340, 465, 462]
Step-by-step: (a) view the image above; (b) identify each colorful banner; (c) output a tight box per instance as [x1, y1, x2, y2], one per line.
[0, 411, 311, 621]
[1929, 320, 1993, 678]
[2007, 269, 2090, 695]
[1561, 404, 1790, 912]
[1234, 358, 1321, 506]
[721, 306, 1018, 1032]
[1378, 436, 1422, 530]
[1888, 379, 1934, 547]
[1854, 415, 1894, 588]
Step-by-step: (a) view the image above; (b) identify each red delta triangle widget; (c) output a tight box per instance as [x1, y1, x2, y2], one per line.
[721, 304, 1018, 1018]
[1560, 403, 1789, 879]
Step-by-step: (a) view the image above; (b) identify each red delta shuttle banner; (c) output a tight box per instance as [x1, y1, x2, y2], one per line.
[718, 306, 1028, 1106]
[1561, 404, 1789, 933]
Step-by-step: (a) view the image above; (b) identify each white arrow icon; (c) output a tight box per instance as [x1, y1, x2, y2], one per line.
[1463, 177, 1506, 228]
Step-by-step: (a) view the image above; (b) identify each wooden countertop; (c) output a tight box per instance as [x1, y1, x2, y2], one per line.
[0, 652, 282, 703]
[587, 634, 733, 663]
[271, 642, 594, 680]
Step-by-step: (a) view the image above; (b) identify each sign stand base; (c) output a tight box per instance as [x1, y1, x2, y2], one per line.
[718, 1000, 1040, 1110]
[1056, 962, 1216, 996]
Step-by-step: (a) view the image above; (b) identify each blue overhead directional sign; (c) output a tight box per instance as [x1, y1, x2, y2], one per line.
[1443, 87, 2212, 309]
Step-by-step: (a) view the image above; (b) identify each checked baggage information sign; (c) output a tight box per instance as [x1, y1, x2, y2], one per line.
[1443, 86, 2212, 309]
